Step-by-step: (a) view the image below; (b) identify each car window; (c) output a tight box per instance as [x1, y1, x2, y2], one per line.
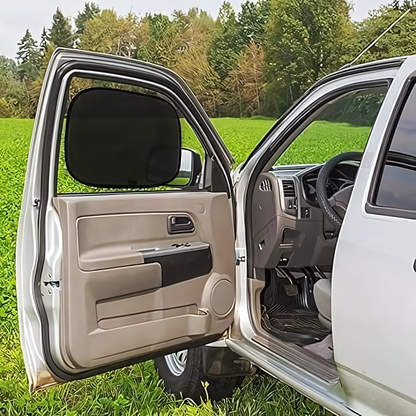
[57, 77, 203, 194]
[275, 86, 388, 166]
[374, 82, 416, 211]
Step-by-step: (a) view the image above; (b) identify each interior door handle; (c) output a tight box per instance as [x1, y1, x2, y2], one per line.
[168, 215, 195, 234]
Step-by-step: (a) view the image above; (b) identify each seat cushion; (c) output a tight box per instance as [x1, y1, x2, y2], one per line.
[314, 279, 332, 323]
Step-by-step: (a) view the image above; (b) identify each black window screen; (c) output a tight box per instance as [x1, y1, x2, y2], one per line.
[65, 88, 181, 188]
[375, 83, 416, 211]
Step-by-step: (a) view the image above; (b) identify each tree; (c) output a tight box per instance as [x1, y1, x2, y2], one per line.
[265, 0, 354, 115]
[79, 10, 147, 58]
[0, 56, 26, 117]
[16, 30, 41, 82]
[209, 2, 245, 83]
[0, 56, 18, 80]
[228, 41, 266, 116]
[140, 13, 183, 66]
[75, 2, 101, 35]
[173, 15, 221, 115]
[27, 42, 57, 116]
[172, 7, 215, 32]
[238, 0, 270, 45]
[40, 27, 47, 56]
[354, 2, 416, 64]
[6, 1, 396, 119]
[48, 8, 74, 48]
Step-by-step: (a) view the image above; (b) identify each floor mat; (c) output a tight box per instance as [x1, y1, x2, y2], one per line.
[262, 308, 331, 345]
[261, 269, 331, 345]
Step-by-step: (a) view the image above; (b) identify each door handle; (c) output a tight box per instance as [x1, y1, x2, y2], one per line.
[167, 215, 195, 234]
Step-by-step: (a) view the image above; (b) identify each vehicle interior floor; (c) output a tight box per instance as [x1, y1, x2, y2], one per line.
[260, 267, 334, 363]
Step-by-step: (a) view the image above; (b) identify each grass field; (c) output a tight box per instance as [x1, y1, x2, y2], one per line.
[0, 117, 371, 415]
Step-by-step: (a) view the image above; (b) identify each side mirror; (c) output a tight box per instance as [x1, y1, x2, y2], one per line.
[169, 149, 202, 187]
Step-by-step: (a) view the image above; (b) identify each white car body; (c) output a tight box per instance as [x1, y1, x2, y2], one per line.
[16, 49, 416, 415]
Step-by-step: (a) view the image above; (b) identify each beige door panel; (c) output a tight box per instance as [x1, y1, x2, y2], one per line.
[97, 304, 198, 330]
[77, 212, 198, 271]
[53, 192, 235, 370]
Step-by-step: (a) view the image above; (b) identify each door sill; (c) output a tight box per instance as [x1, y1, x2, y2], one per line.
[227, 338, 359, 416]
[252, 334, 339, 383]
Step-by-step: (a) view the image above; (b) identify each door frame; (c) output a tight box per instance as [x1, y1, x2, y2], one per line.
[332, 56, 416, 414]
[227, 60, 404, 415]
[17, 49, 236, 385]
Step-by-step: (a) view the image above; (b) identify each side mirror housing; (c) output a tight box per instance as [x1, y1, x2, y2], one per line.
[169, 149, 202, 187]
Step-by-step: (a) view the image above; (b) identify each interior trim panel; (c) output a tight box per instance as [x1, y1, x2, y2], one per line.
[143, 242, 213, 286]
[52, 192, 235, 370]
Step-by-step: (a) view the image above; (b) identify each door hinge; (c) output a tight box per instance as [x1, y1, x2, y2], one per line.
[235, 248, 246, 266]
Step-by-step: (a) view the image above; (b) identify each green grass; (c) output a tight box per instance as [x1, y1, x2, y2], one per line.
[0, 116, 372, 415]
[277, 120, 371, 166]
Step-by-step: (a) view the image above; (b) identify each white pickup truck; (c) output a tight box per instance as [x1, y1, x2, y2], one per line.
[16, 49, 416, 416]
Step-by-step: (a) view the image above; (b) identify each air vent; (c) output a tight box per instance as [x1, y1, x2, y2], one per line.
[260, 178, 272, 192]
[282, 180, 296, 197]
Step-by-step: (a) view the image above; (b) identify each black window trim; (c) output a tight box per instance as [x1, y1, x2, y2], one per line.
[365, 77, 416, 220]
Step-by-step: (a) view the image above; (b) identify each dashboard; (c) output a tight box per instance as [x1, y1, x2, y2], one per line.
[252, 162, 359, 270]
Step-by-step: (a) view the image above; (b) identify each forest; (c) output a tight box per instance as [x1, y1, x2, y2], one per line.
[1, 0, 416, 119]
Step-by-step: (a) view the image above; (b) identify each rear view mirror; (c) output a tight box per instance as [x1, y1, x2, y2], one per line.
[65, 88, 181, 188]
[169, 149, 202, 187]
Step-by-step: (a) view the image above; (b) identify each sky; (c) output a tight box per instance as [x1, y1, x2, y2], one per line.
[0, 0, 391, 60]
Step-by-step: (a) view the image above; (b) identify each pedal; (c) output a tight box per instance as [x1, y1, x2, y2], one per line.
[284, 284, 299, 296]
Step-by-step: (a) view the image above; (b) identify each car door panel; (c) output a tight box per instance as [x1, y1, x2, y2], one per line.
[53, 192, 234, 370]
[333, 57, 416, 414]
[17, 49, 235, 389]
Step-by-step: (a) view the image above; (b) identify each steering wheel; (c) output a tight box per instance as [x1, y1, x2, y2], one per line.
[316, 151, 362, 236]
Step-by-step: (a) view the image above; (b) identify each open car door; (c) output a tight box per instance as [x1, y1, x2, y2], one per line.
[16, 49, 236, 391]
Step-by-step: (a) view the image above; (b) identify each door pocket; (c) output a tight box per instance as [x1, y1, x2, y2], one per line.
[97, 304, 199, 330]
[143, 242, 212, 286]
